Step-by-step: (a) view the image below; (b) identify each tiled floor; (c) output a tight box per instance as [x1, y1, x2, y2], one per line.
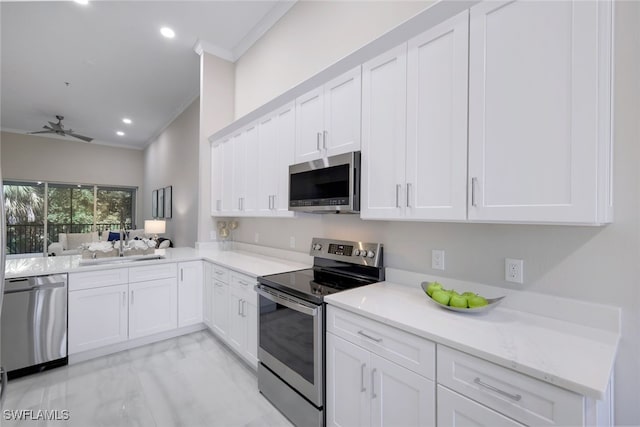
[3, 331, 293, 427]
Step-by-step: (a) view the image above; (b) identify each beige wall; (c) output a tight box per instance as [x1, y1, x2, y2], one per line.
[224, 1, 640, 424]
[197, 52, 235, 242]
[0, 131, 145, 225]
[234, 1, 431, 117]
[144, 98, 200, 247]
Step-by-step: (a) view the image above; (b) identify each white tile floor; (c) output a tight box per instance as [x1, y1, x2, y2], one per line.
[3, 331, 294, 427]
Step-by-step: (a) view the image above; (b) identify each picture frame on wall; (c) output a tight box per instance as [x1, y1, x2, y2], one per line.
[165, 186, 172, 219]
[158, 188, 165, 218]
[152, 190, 158, 218]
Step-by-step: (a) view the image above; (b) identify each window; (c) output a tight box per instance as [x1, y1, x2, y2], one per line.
[3, 181, 136, 255]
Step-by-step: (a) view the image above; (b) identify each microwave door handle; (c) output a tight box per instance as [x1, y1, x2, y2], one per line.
[316, 132, 321, 152]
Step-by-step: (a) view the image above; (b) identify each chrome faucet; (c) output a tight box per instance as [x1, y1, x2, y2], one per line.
[118, 226, 128, 257]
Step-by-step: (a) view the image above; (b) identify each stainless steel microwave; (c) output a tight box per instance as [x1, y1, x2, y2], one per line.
[288, 151, 360, 213]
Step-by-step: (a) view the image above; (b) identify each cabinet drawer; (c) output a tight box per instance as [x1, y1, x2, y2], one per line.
[230, 271, 257, 305]
[437, 345, 583, 426]
[327, 305, 435, 380]
[211, 264, 229, 283]
[129, 262, 177, 282]
[437, 385, 525, 427]
[69, 268, 128, 291]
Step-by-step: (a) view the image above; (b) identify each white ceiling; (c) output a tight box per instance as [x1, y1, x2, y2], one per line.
[0, 0, 293, 150]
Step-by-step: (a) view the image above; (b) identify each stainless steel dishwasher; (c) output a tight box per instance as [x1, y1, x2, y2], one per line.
[1, 274, 68, 378]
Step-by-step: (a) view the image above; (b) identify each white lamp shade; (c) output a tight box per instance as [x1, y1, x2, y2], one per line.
[144, 220, 166, 235]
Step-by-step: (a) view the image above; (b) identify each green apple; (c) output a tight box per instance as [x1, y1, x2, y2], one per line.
[431, 289, 451, 306]
[449, 293, 468, 308]
[462, 291, 476, 298]
[468, 294, 488, 308]
[426, 282, 443, 296]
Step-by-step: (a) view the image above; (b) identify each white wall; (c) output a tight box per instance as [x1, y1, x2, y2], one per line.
[224, 1, 640, 424]
[0, 131, 145, 226]
[197, 52, 235, 242]
[144, 99, 199, 247]
[234, 0, 431, 117]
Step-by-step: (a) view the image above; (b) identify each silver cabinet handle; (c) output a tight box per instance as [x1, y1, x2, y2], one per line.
[406, 182, 412, 208]
[242, 300, 247, 317]
[238, 299, 242, 315]
[268, 195, 272, 210]
[474, 377, 522, 401]
[358, 330, 383, 342]
[271, 195, 276, 210]
[316, 132, 322, 151]
[122, 291, 126, 307]
[180, 268, 184, 282]
[215, 270, 224, 276]
[238, 280, 250, 287]
[238, 198, 242, 210]
[131, 290, 134, 305]
[0, 366, 7, 406]
[241, 197, 244, 211]
[371, 368, 377, 398]
[323, 130, 328, 149]
[360, 363, 367, 392]
[217, 199, 221, 211]
[395, 184, 401, 208]
[471, 177, 478, 207]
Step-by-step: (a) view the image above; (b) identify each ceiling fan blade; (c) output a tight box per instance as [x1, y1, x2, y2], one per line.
[28, 130, 55, 135]
[67, 132, 93, 143]
[43, 125, 55, 130]
[48, 121, 63, 131]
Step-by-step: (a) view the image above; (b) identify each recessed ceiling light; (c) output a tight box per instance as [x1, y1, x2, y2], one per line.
[74, 0, 89, 5]
[116, 131, 125, 137]
[160, 27, 175, 39]
[122, 118, 132, 124]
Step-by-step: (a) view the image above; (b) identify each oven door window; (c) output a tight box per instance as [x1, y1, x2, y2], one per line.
[259, 295, 315, 384]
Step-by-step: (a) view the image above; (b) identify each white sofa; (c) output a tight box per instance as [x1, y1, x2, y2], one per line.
[48, 229, 150, 256]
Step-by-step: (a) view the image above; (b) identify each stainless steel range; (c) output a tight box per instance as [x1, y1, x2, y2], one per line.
[256, 238, 384, 427]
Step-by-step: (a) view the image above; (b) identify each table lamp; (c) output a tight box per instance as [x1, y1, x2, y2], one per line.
[144, 219, 166, 240]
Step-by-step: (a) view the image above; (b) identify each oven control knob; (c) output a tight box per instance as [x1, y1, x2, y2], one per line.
[366, 250, 375, 258]
[353, 249, 361, 256]
[313, 243, 323, 251]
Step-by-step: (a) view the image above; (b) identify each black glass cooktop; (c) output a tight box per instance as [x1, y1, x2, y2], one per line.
[258, 267, 378, 304]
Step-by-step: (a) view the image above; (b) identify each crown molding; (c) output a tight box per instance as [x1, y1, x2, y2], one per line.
[192, 39, 235, 62]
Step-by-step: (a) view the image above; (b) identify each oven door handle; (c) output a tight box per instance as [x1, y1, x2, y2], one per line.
[255, 285, 318, 316]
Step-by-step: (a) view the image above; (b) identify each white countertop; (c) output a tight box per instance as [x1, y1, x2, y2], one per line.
[5, 247, 310, 279]
[325, 281, 619, 400]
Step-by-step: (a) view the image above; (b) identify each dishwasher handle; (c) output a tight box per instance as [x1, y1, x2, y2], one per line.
[4, 282, 66, 294]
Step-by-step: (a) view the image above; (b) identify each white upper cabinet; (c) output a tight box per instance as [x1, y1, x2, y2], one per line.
[210, 140, 224, 215]
[361, 44, 408, 220]
[230, 123, 258, 216]
[295, 66, 362, 163]
[406, 10, 469, 221]
[257, 102, 296, 217]
[467, 0, 613, 224]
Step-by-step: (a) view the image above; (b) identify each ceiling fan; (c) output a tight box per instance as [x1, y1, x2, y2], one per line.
[28, 115, 93, 142]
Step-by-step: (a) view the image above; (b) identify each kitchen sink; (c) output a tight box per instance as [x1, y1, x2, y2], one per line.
[78, 254, 165, 266]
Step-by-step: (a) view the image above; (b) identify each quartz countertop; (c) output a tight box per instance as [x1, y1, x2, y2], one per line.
[5, 247, 310, 279]
[324, 281, 619, 400]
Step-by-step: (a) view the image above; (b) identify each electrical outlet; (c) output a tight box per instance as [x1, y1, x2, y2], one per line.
[505, 258, 524, 284]
[432, 250, 445, 270]
[289, 236, 296, 249]
[254, 232, 260, 243]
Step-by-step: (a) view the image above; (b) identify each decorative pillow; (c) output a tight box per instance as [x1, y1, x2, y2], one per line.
[107, 231, 121, 241]
[158, 239, 171, 249]
[128, 229, 145, 240]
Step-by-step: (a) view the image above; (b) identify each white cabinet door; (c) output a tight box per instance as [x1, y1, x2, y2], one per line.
[361, 44, 408, 220]
[210, 139, 227, 215]
[295, 87, 325, 163]
[274, 103, 296, 216]
[243, 123, 259, 214]
[406, 10, 469, 221]
[326, 333, 371, 427]
[244, 299, 258, 369]
[227, 289, 244, 354]
[68, 284, 128, 354]
[129, 278, 178, 339]
[437, 385, 525, 427]
[467, 0, 612, 224]
[203, 263, 213, 328]
[221, 139, 234, 215]
[230, 130, 246, 215]
[212, 280, 229, 339]
[257, 112, 278, 215]
[371, 354, 435, 427]
[324, 66, 362, 158]
[178, 261, 203, 327]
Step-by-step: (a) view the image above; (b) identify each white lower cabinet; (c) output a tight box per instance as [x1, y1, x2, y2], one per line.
[177, 261, 203, 327]
[203, 263, 213, 328]
[68, 283, 129, 354]
[437, 385, 524, 427]
[326, 306, 436, 427]
[207, 264, 258, 369]
[128, 277, 178, 339]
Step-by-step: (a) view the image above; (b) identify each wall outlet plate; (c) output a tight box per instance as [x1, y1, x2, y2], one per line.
[432, 250, 445, 270]
[505, 258, 524, 284]
[289, 236, 296, 249]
